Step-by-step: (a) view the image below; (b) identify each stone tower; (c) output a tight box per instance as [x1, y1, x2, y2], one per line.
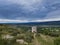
[32, 26, 37, 33]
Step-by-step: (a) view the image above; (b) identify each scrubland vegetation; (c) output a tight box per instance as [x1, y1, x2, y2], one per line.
[0, 24, 60, 45]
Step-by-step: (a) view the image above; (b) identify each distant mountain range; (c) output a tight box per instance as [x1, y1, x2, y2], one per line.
[0, 21, 60, 26]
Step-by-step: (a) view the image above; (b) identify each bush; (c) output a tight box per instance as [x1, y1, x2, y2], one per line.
[24, 33, 34, 43]
[54, 37, 60, 45]
[48, 32, 59, 37]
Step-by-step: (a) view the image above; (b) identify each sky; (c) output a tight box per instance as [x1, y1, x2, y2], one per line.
[0, 0, 60, 23]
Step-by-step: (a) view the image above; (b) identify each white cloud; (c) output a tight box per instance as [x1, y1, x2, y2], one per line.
[34, 18, 60, 22]
[0, 19, 28, 23]
[0, 18, 60, 23]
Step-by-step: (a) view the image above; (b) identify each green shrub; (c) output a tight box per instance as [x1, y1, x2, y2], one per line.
[54, 37, 60, 45]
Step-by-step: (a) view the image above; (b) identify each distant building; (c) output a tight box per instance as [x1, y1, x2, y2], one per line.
[32, 26, 37, 33]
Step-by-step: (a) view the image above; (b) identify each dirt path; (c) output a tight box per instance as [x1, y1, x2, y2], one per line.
[33, 33, 40, 45]
[33, 33, 54, 45]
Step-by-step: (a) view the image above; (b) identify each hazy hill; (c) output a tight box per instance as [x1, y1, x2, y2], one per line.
[0, 21, 60, 26]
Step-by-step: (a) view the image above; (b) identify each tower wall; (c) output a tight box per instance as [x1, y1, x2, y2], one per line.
[32, 26, 37, 33]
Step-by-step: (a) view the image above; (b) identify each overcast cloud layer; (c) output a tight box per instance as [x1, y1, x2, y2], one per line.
[0, 0, 60, 23]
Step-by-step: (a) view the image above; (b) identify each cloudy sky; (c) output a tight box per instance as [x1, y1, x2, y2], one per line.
[0, 0, 60, 23]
